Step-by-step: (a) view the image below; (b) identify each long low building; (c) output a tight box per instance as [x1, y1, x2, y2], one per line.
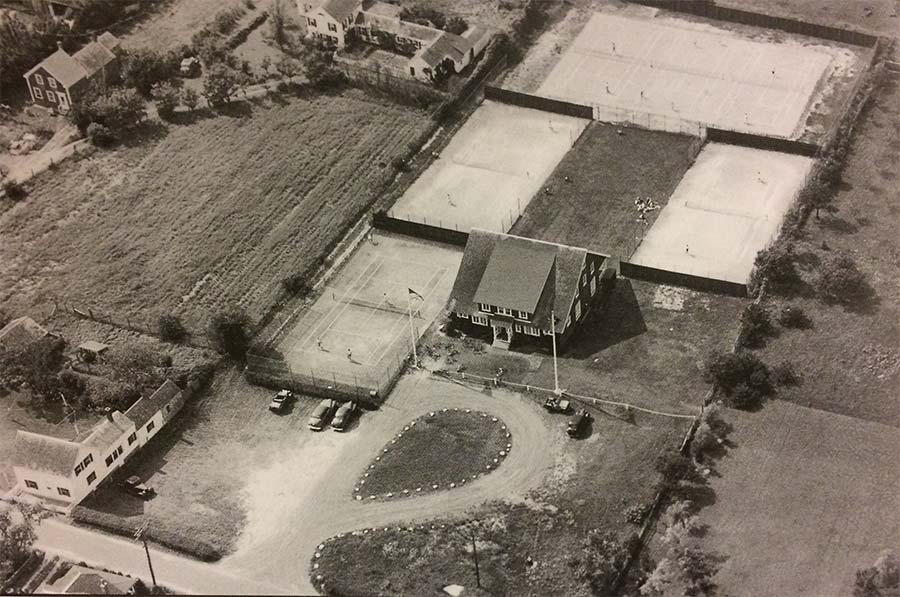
[10, 379, 184, 513]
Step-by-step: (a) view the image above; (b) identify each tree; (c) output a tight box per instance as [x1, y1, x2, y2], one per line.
[854, 550, 900, 597]
[69, 86, 146, 136]
[739, 303, 773, 348]
[874, 550, 900, 588]
[276, 56, 301, 79]
[752, 242, 798, 288]
[122, 49, 177, 97]
[690, 404, 729, 462]
[641, 556, 680, 595]
[817, 252, 868, 305]
[678, 547, 719, 596]
[181, 87, 200, 111]
[656, 452, 704, 495]
[208, 310, 252, 359]
[158, 314, 188, 343]
[574, 530, 630, 594]
[703, 350, 772, 408]
[0, 13, 64, 95]
[104, 344, 166, 392]
[854, 567, 882, 597]
[0, 337, 66, 399]
[445, 16, 469, 35]
[0, 503, 41, 579]
[798, 175, 835, 219]
[270, 0, 288, 48]
[154, 83, 180, 120]
[303, 49, 345, 88]
[86, 122, 116, 147]
[203, 64, 244, 106]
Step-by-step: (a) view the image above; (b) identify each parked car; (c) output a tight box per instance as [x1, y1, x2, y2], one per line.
[308, 399, 338, 431]
[543, 396, 571, 413]
[122, 476, 154, 499]
[331, 401, 358, 431]
[180, 57, 201, 77]
[268, 389, 294, 413]
[567, 409, 591, 438]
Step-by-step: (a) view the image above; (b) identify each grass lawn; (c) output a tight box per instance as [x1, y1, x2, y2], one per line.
[357, 409, 510, 499]
[716, 0, 900, 37]
[509, 122, 698, 257]
[697, 401, 900, 597]
[0, 91, 431, 328]
[425, 279, 745, 416]
[755, 72, 900, 427]
[314, 410, 692, 596]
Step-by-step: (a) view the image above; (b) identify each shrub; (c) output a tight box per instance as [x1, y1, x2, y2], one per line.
[2, 179, 27, 201]
[817, 252, 868, 305]
[280, 273, 311, 297]
[154, 84, 180, 120]
[122, 50, 178, 97]
[181, 87, 201, 111]
[771, 361, 800, 387]
[303, 49, 346, 88]
[703, 351, 771, 407]
[400, 6, 447, 30]
[208, 309, 252, 360]
[778, 304, 809, 329]
[730, 382, 765, 410]
[158, 314, 188, 343]
[445, 16, 469, 35]
[203, 64, 245, 106]
[214, 6, 246, 35]
[86, 122, 116, 147]
[739, 303, 774, 348]
[752, 242, 798, 288]
[624, 504, 650, 525]
[70, 87, 145, 136]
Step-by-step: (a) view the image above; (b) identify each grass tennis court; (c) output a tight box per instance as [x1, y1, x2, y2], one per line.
[276, 232, 462, 388]
[388, 101, 589, 234]
[631, 143, 813, 284]
[540, 11, 851, 138]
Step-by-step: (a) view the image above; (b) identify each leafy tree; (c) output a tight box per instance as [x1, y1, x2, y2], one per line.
[203, 64, 244, 106]
[854, 550, 900, 597]
[691, 405, 729, 462]
[2, 180, 28, 201]
[817, 252, 868, 305]
[86, 122, 116, 147]
[104, 344, 166, 392]
[69, 86, 146, 136]
[0, 503, 42, 579]
[122, 49, 177, 97]
[678, 547, 719, 596]
[72, 0, 134, 32]
[154, 83, 180, 120]
[798, 175, 835, 219]
[854, 567, 882, 597]
[0, 13, 65, 93]
[574, 530, 629, 594]
[641, 556, 680, 595]
[181, 87, 201, 111]
[874, 550, 900, 588]
[276, 56, 301, 79]
[703, 350, 772, 409]
[0, 336, 65, 398]
[752, 242, 798, 288]
[777, 304, 809, 329]
[158, 314, 188, 343]
[739, 303, 774, 348]
[445, 16, 469, 35]
[303, 49, 345, 88]
[208, 309, 252, 359]
[270, 0, 288, 48]
[656, 452, 704, 495]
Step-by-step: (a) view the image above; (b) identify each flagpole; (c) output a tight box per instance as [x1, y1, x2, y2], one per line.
[551, 310, 561, 397]
[407, 292, 418, 367]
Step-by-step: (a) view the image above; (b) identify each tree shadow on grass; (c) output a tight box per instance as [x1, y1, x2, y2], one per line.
[566, 279, 647, 358]
[119, 120, 169, 149]
[213, 101, 254, 119]
[817, 215, 859, 235]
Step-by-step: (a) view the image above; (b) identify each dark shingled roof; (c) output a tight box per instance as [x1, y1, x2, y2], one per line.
[450, 230, 591, 333]
[25, 33, 119, 89]
[321, 0, 360, 21]
[12, 431, 82, 477]
[125, 379, 182, 428]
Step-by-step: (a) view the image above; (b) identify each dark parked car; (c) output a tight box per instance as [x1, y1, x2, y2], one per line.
[543, 396, 571, 413]
[331, 401, 358, 431]
[122, 476, 154, 499]
[308, 399, 338, 431]
[567, 409, 591, 437]
[269, 389, 294, 413]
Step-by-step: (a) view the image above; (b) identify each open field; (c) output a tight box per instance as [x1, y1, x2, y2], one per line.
[631, 143, 813, 283]
[119, 0, 261, 52]
[0, 92, 430, 327]
[717, 0, 900, 38]
[388, 100, 589, 234]
[274, 232, 462, 389]
[699, 401, 900, 597]
[424, 279, 745, 416]
[536, 10, 860, 138]
[755, 72, 900, 427]
[510, 121, 698, 257]
[358, 409, 510, 499]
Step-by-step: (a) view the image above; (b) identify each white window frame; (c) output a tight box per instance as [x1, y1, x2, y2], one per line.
[478, 303, 491, 313]
[127, 433, 137, 446]
[34, 74, 44, 85]
[48, 77, 57, 89]
[456, 312, 469, 319]
[524, 326, 540, 337]
[496, 306, 513, 316]
[57, 487, 70, 497]
[516, 310, 530, 320]
[147, 420, 155, 433]
[83, 454, 93, 467]
[575, 301, 582, 320]
[514, 323, 522, 333]
[33, 87, 43, 100]
[25, 479, 38, 490]
[46, 90, 56, 103]
[471, 314, 488, 326]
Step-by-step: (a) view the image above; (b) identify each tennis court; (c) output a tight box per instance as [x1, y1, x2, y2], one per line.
[389, 100, 589, 234]
[630, 143, 813, 284]
[540, 11, 846, 137]
[276, 232, 462, 389]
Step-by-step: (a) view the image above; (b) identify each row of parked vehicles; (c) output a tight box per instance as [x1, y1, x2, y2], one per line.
[543, 396, 591, 438]
[268, 390, 358, 431]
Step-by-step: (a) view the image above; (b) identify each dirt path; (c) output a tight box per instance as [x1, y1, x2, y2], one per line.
[218, 370, 559, 595]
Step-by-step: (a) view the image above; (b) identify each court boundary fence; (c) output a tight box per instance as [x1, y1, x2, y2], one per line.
[626, 0, 878, 47]
[483, 86, 594, 119]
[619, 261, 749, 297]
[705, 128, 820, 156]
[373, 210, 470, 246]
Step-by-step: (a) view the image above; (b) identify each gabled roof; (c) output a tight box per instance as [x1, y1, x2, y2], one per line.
[81, 411, 133, 452]
[450, 230, 593, 332]
[96, 31, 121, 53]
[46, 565, 137, 594]
[0, 316, 49, 351]
[12, 431, 82, 477]
[357, 9, 442, 43]
[125, 379, 182, 428]
[321, 0, 361, 21]
[25, 48, 88, 88]
[72, 39, 117, 76]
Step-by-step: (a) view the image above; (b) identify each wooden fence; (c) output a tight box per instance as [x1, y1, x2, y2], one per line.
[483, 86, 594, 119]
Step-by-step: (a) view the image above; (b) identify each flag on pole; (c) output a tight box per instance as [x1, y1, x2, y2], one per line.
[408, 288, 424, 301]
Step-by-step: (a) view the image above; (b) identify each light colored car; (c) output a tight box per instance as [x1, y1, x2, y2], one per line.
[268, 389, 293, 413]
[308, 399, 337, 431]
[330, 401, 358, 431]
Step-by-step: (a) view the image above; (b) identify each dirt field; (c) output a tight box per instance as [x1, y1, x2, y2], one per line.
[0, 92, 430, 327]
[275, 232, 462, 389]
[531, 8, 860, 138]
[699, 401, 900, 597]
[631, 143, 813, 284]
[717, 0, 900, 38]
[755, 73, 900, 427]
[120, 0, 259, 52]
[510, 121, 698, 257]
[388, 100, 589, 234]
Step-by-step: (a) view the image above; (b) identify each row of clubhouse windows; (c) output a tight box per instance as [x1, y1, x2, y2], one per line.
[477, 304, 532, 321]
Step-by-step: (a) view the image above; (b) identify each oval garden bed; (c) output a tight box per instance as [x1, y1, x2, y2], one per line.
[354, 408, 511, 501]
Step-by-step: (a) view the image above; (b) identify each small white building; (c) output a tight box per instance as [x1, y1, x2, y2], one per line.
[10, 379, 185, 513]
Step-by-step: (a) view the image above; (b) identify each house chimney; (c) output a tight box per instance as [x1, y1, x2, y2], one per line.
[104, 407, 114, 422]
[57, 41, 63, 50]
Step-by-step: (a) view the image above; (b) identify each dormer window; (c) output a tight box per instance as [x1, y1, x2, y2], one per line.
[496, 306, 512, 316]
[516, 310, 530, 320]
[478, 303, 491, 313]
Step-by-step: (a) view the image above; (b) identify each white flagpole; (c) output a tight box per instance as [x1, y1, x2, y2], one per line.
[551, 310, 561, 397]
[408, 292, 418, 367]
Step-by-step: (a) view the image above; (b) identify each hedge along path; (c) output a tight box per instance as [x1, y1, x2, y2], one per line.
[353, 409, 511, 501]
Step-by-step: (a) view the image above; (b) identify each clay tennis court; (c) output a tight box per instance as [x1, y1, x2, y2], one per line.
[539, 11, 846, 137]
[389, 101, 589, 233]
[276, 232, 462, 388]
[630, 143, 813, 283]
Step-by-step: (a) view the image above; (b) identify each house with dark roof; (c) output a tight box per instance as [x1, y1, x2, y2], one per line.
[39, 564, 138, 594]
[23, 32, 122, 113]
[448, 230, 614, 350]
[11, 379, 184, 512]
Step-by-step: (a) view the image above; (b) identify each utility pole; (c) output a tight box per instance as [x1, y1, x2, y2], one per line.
[550, 310, 562, 397]
[134, 523, 157, 588]
[470, 530, 481, 589]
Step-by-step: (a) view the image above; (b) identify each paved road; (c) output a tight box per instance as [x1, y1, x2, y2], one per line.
[35, 371, 558, 595]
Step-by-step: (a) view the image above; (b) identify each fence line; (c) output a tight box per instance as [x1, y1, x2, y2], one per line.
[592, 102, 708, 137]
[619, 261, 749, 297]
[483, 86, 594, 119]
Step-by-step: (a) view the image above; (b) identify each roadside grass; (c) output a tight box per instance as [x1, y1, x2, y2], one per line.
[314, 411, 692, 596]
[424, 279, 744, 415]
[0, 91, 430, 329]
[696, 401, 900, 597]
[358, 410, 510, 499]
[72, 369, 322, 560]
[510, 122, 698, 257]
[755, 72, 900, 427]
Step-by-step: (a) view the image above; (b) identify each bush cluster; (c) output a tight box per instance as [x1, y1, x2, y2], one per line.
[739, 303, 774, 348]
[399, 6, 467, 34]
[703, 351, 772, 410]
[778, 304, 809, 328]
[817, 252, 868, 305]
[158, 314, 188, 343]
[2, 179, 27, 201]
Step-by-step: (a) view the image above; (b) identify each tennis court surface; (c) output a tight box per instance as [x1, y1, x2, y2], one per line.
[276, 232, 462, 390]
[389, 100, 589, 234]
[540, 11, 848, 138]
[630, 143, 813, 284]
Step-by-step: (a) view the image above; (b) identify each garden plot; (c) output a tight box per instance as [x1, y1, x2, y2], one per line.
[388, 101, 589, 234]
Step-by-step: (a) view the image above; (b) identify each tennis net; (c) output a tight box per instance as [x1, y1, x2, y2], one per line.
[338, 296, 422, 318]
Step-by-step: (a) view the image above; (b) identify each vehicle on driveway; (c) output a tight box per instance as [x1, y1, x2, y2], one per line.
[331, 401, 358, 431]
[122, 476, 154, 499]
[308, 399, 338, 431]
[567, 409, 591, 438]
[180, 57, 201, 77]
[543, 396, 571, 413]
[269, 389, 294, 413]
